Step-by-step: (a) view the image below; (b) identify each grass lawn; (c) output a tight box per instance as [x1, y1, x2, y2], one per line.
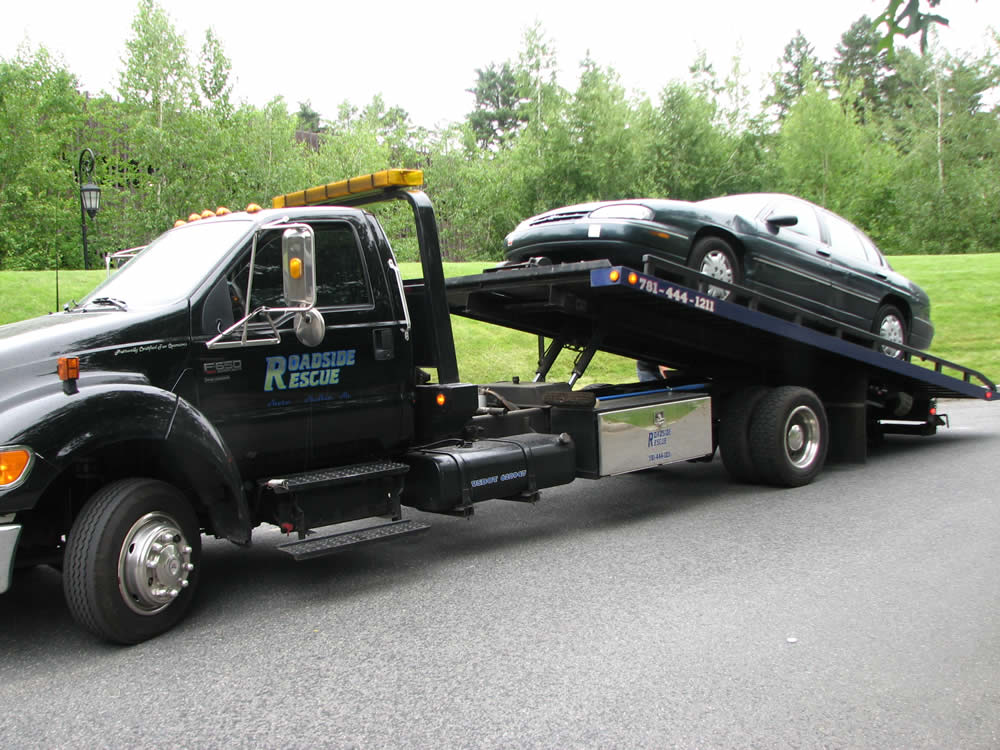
[2, 255, 997, 387]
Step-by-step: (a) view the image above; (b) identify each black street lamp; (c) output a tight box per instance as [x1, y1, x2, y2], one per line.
[78, 148, 101, 270]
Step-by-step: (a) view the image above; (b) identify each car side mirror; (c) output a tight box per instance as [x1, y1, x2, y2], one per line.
[767, 214, 799, 229]
[282, 226, 316, 306]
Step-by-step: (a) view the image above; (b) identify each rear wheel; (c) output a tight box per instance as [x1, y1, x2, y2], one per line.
[872, 304, 907, 359]
[748, 386, 828, 487]
[689, 237, 741, 300]
[63, 478, 201, 644]
[718, 386, 769, 484]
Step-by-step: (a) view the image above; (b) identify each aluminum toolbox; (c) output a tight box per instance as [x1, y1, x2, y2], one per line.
[552, 390, 712, 478]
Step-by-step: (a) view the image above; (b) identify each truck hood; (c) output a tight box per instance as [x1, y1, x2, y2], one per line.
[0, 306, 188, 405]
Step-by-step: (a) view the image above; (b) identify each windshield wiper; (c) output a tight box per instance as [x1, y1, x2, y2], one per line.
[82, 296, 129, 311]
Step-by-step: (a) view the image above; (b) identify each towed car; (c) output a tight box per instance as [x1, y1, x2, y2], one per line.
[504, 193, 933, 356]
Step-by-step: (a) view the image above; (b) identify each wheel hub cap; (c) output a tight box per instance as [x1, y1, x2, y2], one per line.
[119, 512, 194, 615]
[784, 406, 820, 469]
[879, 315, 904, 357]
[701, 250, 734, 299]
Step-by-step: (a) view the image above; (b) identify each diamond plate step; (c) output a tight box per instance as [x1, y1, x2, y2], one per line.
[263, 461, 409, 494]
[277, 519, 430, 561]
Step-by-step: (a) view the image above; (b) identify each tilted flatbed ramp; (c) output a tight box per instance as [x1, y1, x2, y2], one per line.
[441, 260, 996, 403]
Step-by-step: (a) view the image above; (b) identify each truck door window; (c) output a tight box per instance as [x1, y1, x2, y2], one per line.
[314, 223, 373, 309]
[227, 221, 373, 323]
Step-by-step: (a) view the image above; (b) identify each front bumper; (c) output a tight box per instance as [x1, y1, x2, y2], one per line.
[0, 524, 21, 593]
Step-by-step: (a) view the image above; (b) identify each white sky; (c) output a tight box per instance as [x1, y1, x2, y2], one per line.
[3, 0, 998, 129]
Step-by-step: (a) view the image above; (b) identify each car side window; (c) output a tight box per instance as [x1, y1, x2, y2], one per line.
[825, 215, 870, 263]
[767, 199, 822, 243]
[857, 231, 885, 267]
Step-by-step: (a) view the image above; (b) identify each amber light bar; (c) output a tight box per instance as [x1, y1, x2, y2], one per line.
[272, 169, 424, 209]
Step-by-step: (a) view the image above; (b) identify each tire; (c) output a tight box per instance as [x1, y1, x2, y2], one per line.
[749, 386, 829, 487]
[872, 304, 907, 359]
[689, 237, 741, 301]
[718, 386, 770, 483]
[63, 478, 201, 644]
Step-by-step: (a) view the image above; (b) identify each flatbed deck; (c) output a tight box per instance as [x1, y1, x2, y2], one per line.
[441, 259, 996, 403]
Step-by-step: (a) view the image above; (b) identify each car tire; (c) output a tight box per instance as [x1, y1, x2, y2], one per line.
[63, 478, 201, 644]
[872, 304, 907, 359]
[689, 237, 741, 300]
[718, 386, 770, 484]
[748, 386, 828, 487]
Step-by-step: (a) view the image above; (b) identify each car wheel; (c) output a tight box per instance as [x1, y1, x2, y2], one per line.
[748, 386, 828, 487]
[872, 304, 907, 359]
[63, 478, 201, 644]
[689, 237, 741, 300]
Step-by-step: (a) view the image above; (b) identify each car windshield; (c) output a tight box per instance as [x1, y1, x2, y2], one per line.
[78, 219, 254, 309]
[696, 194, 772, 220]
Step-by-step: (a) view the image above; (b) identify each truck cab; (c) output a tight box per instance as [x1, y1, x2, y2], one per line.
[0, 171, 482, 643]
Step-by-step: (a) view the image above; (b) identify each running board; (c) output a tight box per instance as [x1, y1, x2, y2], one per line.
[263, 460, 409, 494]
[277, 519, 430, 561]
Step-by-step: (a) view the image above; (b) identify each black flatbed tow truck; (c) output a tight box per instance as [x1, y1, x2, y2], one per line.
[0, 169, 994, 643]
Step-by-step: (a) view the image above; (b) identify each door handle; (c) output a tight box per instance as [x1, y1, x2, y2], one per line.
[373, 327, 395, 361]
[816, 249, 831, 258]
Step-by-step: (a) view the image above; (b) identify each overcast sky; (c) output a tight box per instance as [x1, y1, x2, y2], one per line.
[3, 1, 997, 129]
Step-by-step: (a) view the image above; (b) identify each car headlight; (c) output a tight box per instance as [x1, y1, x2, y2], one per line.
[588, 204, 655, 221]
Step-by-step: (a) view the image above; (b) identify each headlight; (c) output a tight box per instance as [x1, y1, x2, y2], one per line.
[0, 446, 34, 491]
[588, 204, 655, 221]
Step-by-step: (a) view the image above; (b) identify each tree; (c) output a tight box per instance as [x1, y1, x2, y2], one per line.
[834, 15, 895, 121]
[466, 62, 525, 151]
[295, 100, 322, 132]
[766, 31, 825, 123]
[198, 28, 233, 118]
[0, 45, 84, 269]
[119, 0, 197, 126]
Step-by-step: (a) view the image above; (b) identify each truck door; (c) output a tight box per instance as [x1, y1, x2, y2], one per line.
[192, 218, 411, 479]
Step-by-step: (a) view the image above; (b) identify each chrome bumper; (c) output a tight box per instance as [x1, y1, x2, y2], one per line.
[0, 524, 21, 594]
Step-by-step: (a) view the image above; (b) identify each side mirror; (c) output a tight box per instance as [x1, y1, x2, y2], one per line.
[767, 214, 799, 229]
[282, 226, 316, 306]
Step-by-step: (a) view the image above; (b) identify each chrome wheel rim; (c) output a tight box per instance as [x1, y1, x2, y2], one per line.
[118, 512, 194, 615]
[700, 250, 734, 299]
[784, 405, 821, 470]
[879, 314, 905, 358]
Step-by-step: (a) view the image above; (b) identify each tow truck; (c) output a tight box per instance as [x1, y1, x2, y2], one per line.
[0, 170, 994, 643]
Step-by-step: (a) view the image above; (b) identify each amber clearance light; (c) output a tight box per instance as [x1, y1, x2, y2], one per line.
[0, 448, 32, 488]
[609, 270, 621, 282]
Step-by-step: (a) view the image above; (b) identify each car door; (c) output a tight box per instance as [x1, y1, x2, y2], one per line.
[746, 197, 837, 318]
[820, 212, 887, 331]
[192, 217, 410, 479]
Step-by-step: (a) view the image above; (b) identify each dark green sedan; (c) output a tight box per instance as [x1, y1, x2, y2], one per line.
[504, 193, 933, 355]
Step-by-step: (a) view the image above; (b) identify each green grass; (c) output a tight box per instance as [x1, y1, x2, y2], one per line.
[2, 255, 998, 387]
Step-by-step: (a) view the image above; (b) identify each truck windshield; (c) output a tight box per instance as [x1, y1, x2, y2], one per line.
[78, 219, 254, 309]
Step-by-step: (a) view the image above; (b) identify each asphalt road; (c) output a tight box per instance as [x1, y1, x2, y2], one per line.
[1, 400, 998, 749]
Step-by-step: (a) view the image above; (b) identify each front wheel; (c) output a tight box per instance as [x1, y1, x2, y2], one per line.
[688, 237, 741, 300]
[872, 304, 907, 359]
[63, 478, 202, 644]
[748, 387, 828, 487]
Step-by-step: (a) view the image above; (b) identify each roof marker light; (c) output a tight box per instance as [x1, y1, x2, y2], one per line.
[246, 203, 262, 214]
[188, 213, 202, 222]
[174, 219, 187, 228]
[609, 270, 621, 282]
[216, 206, 231, 216]
[200, 209, 216, 219]
[628, 272, 638, 285]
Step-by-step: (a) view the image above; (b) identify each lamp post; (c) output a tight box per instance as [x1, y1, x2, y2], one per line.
[78, 148, 101, 270]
